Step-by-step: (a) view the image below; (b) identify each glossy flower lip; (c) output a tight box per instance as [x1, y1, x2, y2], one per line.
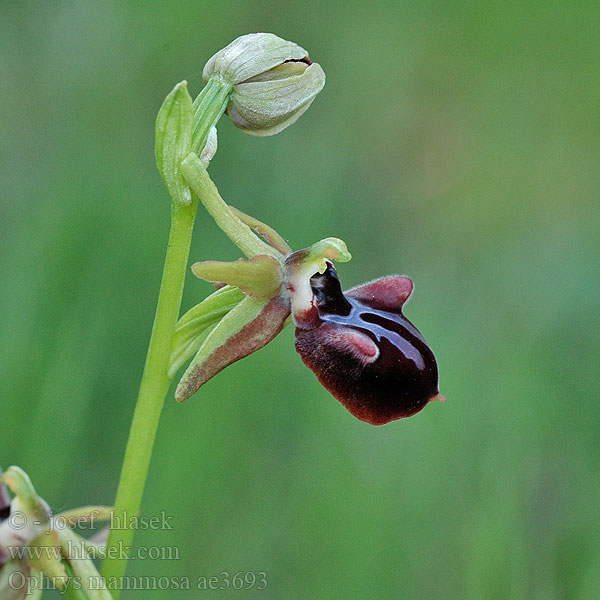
[290, 261, 444, 425]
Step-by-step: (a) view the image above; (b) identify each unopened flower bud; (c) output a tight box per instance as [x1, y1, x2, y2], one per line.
[203, 33, 308, 85]
[203, 33, 325, 136]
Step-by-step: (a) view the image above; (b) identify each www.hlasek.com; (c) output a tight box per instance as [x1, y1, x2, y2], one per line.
[7, 540, 179, 562]
[9, 571, 268, 592]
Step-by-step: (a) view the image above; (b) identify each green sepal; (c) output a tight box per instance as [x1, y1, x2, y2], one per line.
[228, 205, 291, 255]
[229, 62, 326, 137]
[59, 528, 112, 600]
[28, 530, 67, 588]
[26, 569, 43, 600]
[168, 285, 245, 378]
[61, 563, 89, 600]
[55, 506, 113, 526]
[1, 467, 49, 524]
[175, 294, 289, 402]
[0, 559, 31, 599]
[155, 80, 194, 206]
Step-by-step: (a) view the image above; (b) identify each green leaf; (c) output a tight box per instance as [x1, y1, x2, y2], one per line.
[155, 80, 194, 206]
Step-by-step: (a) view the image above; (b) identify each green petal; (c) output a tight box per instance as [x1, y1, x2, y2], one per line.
[1, 467, 49, 523]
[55, 506, 113, 525]
[228, 205, 291, 255]
[191, 255, 282, 299]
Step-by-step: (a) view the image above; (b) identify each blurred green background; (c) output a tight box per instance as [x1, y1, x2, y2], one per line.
[1, 1, 599, 598]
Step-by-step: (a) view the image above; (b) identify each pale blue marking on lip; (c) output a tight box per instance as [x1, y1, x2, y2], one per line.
[320, 299, 426, 370]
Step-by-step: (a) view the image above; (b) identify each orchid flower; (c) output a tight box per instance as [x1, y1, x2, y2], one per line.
[0, 466, 112, 598]
[171, 160, 444, 425]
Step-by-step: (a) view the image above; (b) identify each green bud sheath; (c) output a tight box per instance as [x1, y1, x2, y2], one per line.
[155, 80, 194, 206]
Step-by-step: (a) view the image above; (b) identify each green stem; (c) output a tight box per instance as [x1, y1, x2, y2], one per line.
[101, 199, 198, 598]
[180, 153, 279, 259]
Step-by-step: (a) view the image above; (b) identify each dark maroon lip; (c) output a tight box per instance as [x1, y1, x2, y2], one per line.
[309, 263, 431, 371]
[293, 262, 441, 425]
